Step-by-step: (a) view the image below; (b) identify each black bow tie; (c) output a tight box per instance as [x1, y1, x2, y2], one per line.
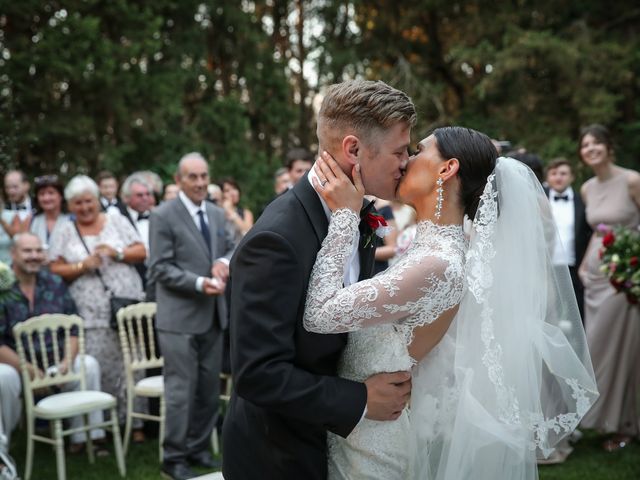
[137, 212, 150, 220]
[553, 195, 569, 202]
[15, 204, 28, 211]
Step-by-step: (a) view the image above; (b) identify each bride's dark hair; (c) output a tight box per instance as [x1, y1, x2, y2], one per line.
[433, 126, 498, 219]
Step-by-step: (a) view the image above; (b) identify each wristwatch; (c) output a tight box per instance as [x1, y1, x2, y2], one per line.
[115, 247, 124, 261]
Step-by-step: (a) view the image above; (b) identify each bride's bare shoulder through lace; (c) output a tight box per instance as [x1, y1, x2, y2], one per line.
[303, 208, 467, 338]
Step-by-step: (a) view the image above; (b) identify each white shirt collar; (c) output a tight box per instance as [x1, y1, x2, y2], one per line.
[126, 206, 150, 222]
[306, 170, 332, 221]
[179, 190, 206, 217]
[550, 186, 574, 201]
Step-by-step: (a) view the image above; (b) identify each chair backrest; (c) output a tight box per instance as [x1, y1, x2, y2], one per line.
[116, 302, 163, 378]
[220, 373, 233, 403]
[13, 314, 86, 407]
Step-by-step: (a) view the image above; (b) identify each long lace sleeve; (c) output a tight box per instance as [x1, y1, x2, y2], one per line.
[304, 217, 466, 334]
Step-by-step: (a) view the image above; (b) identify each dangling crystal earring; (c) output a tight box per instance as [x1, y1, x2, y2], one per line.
[435, 177, 444, 220]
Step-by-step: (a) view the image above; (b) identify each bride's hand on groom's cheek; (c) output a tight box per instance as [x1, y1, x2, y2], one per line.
[363, 371, 411, 422]
[312, 151, 364, 213]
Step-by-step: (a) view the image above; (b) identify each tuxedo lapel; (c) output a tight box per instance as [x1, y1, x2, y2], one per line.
[293, 179, 329, 245]
[358, 199, 376, 281]
[206, 207, 219, 257]
[174, 200, 211, 260]
[118, 204, 138, 232]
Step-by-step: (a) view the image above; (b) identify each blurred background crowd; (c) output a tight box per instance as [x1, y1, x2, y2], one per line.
[0, 1, 639, 479]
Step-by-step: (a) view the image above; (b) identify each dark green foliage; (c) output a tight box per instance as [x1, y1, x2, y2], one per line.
[1, 1, 638, 210]
[0, 1, 295, 211]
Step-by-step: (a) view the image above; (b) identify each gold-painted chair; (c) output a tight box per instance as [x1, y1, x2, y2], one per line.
[116, 302, 164, 461]
[13, 314, 126, 480]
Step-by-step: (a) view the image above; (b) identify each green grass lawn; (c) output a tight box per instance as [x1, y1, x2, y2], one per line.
[7, 427, 640, 479]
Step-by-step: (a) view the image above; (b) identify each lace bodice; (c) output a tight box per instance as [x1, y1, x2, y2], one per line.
[304, 209, 467, 343]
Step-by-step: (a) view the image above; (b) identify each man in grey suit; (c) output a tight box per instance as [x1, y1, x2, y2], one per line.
[149, 152, 235, 480]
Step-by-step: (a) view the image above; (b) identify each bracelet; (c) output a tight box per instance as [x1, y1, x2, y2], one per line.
[75, 262, 83, 272]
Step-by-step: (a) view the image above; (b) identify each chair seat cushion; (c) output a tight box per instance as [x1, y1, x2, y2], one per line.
[134, 375, 163, 397]
[35, 391, 116, 419]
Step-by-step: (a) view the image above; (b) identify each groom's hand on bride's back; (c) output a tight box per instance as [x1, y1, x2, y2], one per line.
[364, 371, 411, 421]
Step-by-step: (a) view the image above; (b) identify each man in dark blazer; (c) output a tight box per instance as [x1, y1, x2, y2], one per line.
[545, 158, 592, 318]
[149, 153, 235, 480]
[117, 173, 154, 289]
[96, 170, 125, 214]
[222, 80, 416, 480]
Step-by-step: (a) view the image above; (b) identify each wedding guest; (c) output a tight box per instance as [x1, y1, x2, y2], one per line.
[544, 158, 591, 318]
[369, 198, 398, 274]
[1, 171, 32, 234]
[118, 173, 154, 288]
[274, 167, 292, 195]
[286, 148, 314, 185]
[148, 153, 235, 479]
[391, 202, 415, 233]
[138, 170, 162, 207]
[96, 171, 123, 214]
[163, 184, 180, 202]
[1, 171, 33, 263]
[207, 183, 222, 205]
[3, 171, 33, 213]
[510, 151, 544, 183]
[0, 233, 107, 455]
[48, 175, 147, 441]
[29, 174, 70, 252]
[258, 168, 292, 218]
[577, 124, 640, 451]
[0, 193, 9, 264]
[393, 207, 417, 260]
[220, 177, 254, 244]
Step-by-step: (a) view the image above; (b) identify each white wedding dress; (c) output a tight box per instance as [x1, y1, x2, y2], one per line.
[304, 158, 599, 480]
[304, 210, 467, 479]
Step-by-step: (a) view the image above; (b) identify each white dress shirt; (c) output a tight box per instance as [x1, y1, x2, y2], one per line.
[100, 197, 121, 215]
[178, 191, 229, 292]
[307, 170, 361, 286]
[127, 206, 150, 252]
[549, 187, 576, 266]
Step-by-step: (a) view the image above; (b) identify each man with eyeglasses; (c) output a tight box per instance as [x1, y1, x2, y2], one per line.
[118, 173, 155, 289]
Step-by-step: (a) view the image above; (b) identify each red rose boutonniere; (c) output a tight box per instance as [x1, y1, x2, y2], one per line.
[362, 212, 392, 248]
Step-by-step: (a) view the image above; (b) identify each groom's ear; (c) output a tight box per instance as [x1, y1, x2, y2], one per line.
[342, 135, 360, 166]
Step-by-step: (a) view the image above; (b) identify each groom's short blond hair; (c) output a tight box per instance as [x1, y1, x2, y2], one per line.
[317, 80, 416, 150]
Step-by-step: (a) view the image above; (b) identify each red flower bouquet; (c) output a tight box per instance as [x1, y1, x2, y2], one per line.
[599, 224, 640, 305]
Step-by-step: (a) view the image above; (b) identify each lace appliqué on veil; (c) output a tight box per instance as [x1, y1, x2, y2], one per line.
[467, 174, 591, 454]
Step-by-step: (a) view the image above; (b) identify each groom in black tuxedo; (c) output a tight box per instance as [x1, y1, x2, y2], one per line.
[222, 81, 416, 479]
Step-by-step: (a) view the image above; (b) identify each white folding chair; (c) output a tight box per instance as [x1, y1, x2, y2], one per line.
[116, 302, 164, 461]
[211, 373, 233, 455]
[13, 314, 126, 480]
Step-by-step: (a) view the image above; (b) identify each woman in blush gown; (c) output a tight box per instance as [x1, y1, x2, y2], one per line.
[577, 124, 640, 451]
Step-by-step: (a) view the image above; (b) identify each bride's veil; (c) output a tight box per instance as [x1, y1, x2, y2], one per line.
[410, 157, 599, 480]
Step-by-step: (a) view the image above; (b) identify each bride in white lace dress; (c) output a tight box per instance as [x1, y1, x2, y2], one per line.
[304, 127, 599, 479]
